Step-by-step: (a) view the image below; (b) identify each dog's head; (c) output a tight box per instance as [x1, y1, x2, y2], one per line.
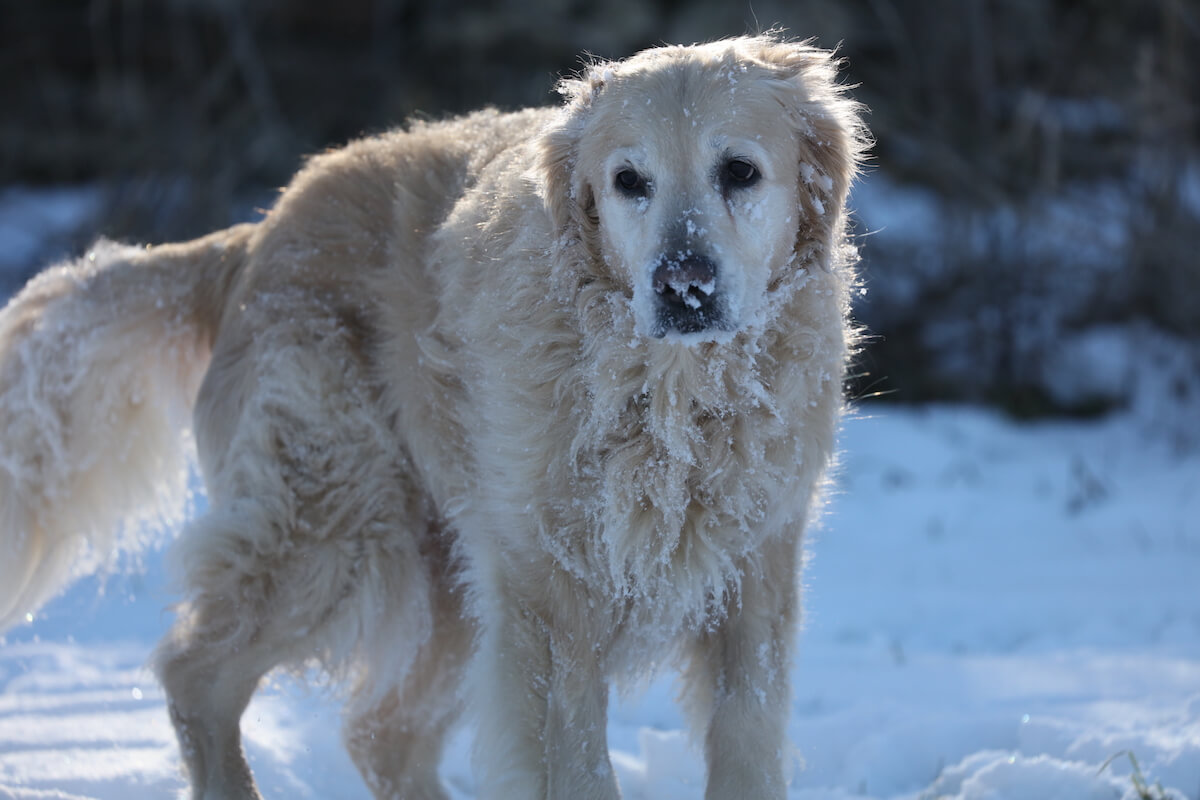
[541, 35, 868, 343]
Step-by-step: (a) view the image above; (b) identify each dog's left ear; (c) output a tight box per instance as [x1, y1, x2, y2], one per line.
[747, 38, 871, 251]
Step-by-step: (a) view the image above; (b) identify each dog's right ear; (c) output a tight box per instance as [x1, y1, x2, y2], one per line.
[539, 67, 608, 238]
[539, 116, 583, 238]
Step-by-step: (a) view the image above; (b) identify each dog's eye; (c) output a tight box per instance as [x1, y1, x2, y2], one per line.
[725, 159, 759, 186]
[615, 168, 648, 196]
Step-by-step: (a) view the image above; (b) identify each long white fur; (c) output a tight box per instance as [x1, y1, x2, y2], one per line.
[0, 34, 868, 800]
[0, 240, 209, 631]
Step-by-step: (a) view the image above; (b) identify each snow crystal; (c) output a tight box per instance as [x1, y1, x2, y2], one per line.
[671, 281, 703, 309]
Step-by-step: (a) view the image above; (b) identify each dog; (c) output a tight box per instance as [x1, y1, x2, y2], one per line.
[0, 34, 867, 799]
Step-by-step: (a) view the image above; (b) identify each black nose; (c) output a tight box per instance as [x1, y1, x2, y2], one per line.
[653, 253, 718, 312]
[650, 252, 729, 337]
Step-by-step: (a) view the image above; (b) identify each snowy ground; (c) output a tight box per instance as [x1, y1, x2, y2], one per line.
[1, 405, 1197, 799]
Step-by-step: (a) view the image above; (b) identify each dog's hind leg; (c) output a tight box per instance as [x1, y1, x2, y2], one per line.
[342, 531, 472, 800]
[155, 482, 433, 799]
[157, 299, 448, 797]
[155, 585, 279, 800]
[153, 499, 330, 800]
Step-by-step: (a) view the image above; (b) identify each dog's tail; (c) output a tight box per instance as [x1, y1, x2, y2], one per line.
[0, 224, 252, 632]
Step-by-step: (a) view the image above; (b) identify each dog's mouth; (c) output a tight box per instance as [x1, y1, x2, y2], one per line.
[650, 252, 732, 338]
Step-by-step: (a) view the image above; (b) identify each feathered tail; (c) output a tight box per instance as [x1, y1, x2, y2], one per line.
[0, 225, 250, 631]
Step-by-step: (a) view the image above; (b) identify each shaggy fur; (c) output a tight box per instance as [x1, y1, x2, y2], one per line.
[0, 35, 867, 800]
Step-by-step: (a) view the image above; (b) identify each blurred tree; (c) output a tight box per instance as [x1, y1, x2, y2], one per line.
[2, 0, 1195, 412]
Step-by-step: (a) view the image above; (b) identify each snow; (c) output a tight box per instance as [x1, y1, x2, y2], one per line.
[2, 406, 1197, 799]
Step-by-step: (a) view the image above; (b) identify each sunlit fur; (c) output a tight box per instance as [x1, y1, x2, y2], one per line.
[0, 34, 867, 800]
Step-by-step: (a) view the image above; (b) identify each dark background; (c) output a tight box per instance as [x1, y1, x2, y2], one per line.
[3, 0, 1197, 416]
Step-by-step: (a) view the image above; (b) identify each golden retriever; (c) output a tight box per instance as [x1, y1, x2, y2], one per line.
[0, 34, 867, 799]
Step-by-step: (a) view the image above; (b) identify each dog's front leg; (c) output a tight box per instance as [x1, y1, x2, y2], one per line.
[473, 588, 620, 800]
[683, 537, 801, 800]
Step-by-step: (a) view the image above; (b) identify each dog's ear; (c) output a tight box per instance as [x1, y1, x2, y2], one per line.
[539, 116, 584, 239]
[745, 38, 871, 259]
[539, 66, 609, 239]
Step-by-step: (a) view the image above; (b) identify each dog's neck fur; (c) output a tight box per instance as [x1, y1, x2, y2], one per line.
[534, 232, 846, 637]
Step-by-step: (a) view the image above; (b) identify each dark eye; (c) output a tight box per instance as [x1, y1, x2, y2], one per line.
[615, 168, 648, 196]
[725, 159, 759, 186]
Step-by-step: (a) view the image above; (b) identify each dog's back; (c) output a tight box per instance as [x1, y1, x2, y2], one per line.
[0, 107, 547, 632]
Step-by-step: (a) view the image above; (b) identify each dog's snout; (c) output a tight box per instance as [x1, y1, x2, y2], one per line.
[653, 254, 717, 311]
[650, 252, 731, 338]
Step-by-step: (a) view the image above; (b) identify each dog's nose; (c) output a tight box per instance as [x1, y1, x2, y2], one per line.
[653, 253, 717, 311]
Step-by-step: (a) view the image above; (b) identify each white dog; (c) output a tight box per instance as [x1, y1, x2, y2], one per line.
[0, 34, 867, 799]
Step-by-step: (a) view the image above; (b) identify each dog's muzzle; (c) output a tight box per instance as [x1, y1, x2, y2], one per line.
[651, 252, 729, 337]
